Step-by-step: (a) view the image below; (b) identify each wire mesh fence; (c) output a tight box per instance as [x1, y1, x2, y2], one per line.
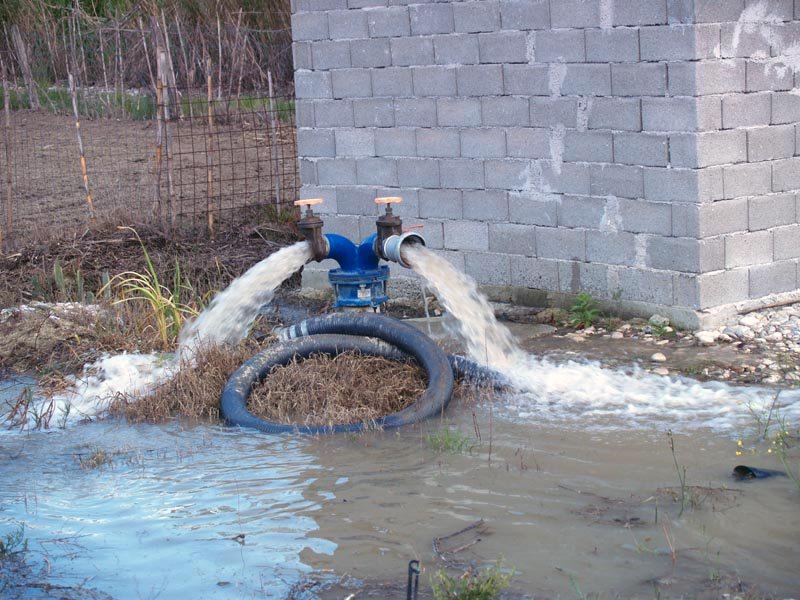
[0, 9, 297, 250]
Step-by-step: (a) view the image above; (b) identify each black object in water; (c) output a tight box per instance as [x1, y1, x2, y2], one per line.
[733, 465, 786, 480]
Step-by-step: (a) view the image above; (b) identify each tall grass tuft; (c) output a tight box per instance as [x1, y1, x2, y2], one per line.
[102, 227, 199, 349]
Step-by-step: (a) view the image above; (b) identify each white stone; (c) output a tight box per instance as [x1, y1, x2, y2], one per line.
[766, 332, 784, 342]
[653, 367, 669, 376]
[738, 314, 760, 329]
[651, 352, 667, 362]
[695, 330, 719, 346]
[611, 331, 624, 339]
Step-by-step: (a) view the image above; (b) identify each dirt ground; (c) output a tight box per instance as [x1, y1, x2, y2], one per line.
[1, 109, 298, 246]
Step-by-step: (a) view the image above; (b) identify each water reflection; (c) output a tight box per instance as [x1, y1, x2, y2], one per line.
[0, 420, 331, 598]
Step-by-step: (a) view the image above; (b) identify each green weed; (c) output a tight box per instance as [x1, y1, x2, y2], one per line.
[568, 292, 600, 329]
[0, 523, 28, 558]
[426, 425, 475, 454]
[430, 559, 513, 600]
[102, 227, 199, 348]
[666, 429, 688, 516]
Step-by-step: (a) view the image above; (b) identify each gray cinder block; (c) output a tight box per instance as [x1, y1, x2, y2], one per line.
[297, 127, 336, 157]
[722, 162, 772, 199]
[410, 3, 454, 35]
[397, 158, 440, 188]
[434, 34, 480, 65]
[444, 220, 490, 251]
[356, 157, 399, 186]
[354, 98, 395, 127]
[612, 63, 667, 97]
[440, 158, 486, 189]
[395, 98, 437, 126]
[419, 188, 463, 219]
[465, 252, 512, 285]
[499, 0, 550, 30]
[295, 70, 333, 99]
[461, 128, 506, 158]
[748, 125, 795, 162]
[750, 261, 798, 297]
[463, 190, 509, 221]
[511, 256, 559, 289]
[453, 1, 501, 33]
[482, 97, 530, 127]
[328, 9, 368, 39]
[535, 29, 585, 64]
[748, 193, 797, 231]
[537, 227, 587, 261]
[367, 7, 410, 38]
[503, 65, 550, 96]
[479, 31, 528, 63]
[312, 40, 352, 70]
[456, 65, 504, 96]
[391, 37, 434, 66]
[725, 230, 773, 268]
[586, 28, 639, 63]
[613, 133, 669, 167]
[416, 128, 461, 157]
[589, 98, 642, 132]
[331, 69, 372, 98]
[412, 66, 458, 96]
[437, 98, 482, 127]
[350, 38, 391, 68]
[292, 11, 329, 41]
[489, 223, 536, 256]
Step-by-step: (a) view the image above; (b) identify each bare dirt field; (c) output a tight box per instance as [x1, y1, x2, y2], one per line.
[1, 107, 297, 246]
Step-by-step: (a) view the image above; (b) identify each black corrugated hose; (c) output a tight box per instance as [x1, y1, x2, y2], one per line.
[220, 312, 509, 434]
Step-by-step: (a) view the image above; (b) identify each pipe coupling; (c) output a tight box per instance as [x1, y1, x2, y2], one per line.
[381, 232, 425, 268]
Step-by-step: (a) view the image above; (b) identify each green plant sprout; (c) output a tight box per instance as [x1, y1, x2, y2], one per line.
[568, 292, 600, 329]
[430, 559, 513, 600]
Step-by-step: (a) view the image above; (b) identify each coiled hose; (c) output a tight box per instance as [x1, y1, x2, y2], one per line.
[220, 312, 508, 434]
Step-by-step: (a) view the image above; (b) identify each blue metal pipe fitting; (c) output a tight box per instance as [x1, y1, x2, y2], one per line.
[324, 233, 389, 308]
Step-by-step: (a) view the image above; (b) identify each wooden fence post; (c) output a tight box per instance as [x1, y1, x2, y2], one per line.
[151, 67, 164, 223]
[1, 57, 13, 251]
[68, 72, 95, 224]
[205, 57, 215, 239]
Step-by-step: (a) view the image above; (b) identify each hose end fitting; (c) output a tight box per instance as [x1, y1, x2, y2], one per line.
[382, 232, 425, 268]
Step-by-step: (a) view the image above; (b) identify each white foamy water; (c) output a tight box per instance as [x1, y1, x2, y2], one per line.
[3, 242, 311, 430]
[402, 245, 800, 432]
[178, 241, 311, 359]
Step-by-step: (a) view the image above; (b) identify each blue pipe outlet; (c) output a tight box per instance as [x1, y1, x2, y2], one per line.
[324, 233, 389, 308]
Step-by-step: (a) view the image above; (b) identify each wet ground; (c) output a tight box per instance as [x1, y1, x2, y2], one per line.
[1, 294, 799, 599]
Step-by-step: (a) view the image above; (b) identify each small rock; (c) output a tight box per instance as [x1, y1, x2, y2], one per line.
[565, 332, 586, 343]
[651, 352, 667, 362]
[611, 331, 624, 340]
[739, 314, 761, 329]
[765, 332, 783, 342]
[723, 325, 755, 341]
[653, 367, 669, 376]
[649, 314, 670, 327]
[656, 339, 670, 346]
[717, 333, 734, 343]
[695, 330, 719, 346]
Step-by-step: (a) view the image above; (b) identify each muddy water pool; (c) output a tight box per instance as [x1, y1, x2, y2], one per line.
[2, 375, 798, 598]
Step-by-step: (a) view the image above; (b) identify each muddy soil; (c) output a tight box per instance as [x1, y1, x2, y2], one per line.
[1, 109, 298, 245]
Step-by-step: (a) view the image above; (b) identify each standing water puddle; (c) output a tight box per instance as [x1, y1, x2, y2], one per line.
[2, 241, 799, 597]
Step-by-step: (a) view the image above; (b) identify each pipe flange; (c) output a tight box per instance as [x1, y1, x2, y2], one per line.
[382, 232, 425, 268]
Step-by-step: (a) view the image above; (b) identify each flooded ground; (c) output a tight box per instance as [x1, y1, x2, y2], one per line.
[2, 373, 798, 599]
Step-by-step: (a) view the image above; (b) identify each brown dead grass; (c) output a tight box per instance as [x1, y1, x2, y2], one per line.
[249, 351, 427, 426]
[106, 340, 266, 423]
[107, 345, 429, 427]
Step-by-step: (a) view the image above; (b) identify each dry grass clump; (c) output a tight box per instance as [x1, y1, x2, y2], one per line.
[107, 340, 265, 423]
[249, 351, 427, 427]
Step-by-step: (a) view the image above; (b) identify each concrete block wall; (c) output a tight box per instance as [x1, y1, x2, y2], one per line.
[292, 0, 800, 326]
